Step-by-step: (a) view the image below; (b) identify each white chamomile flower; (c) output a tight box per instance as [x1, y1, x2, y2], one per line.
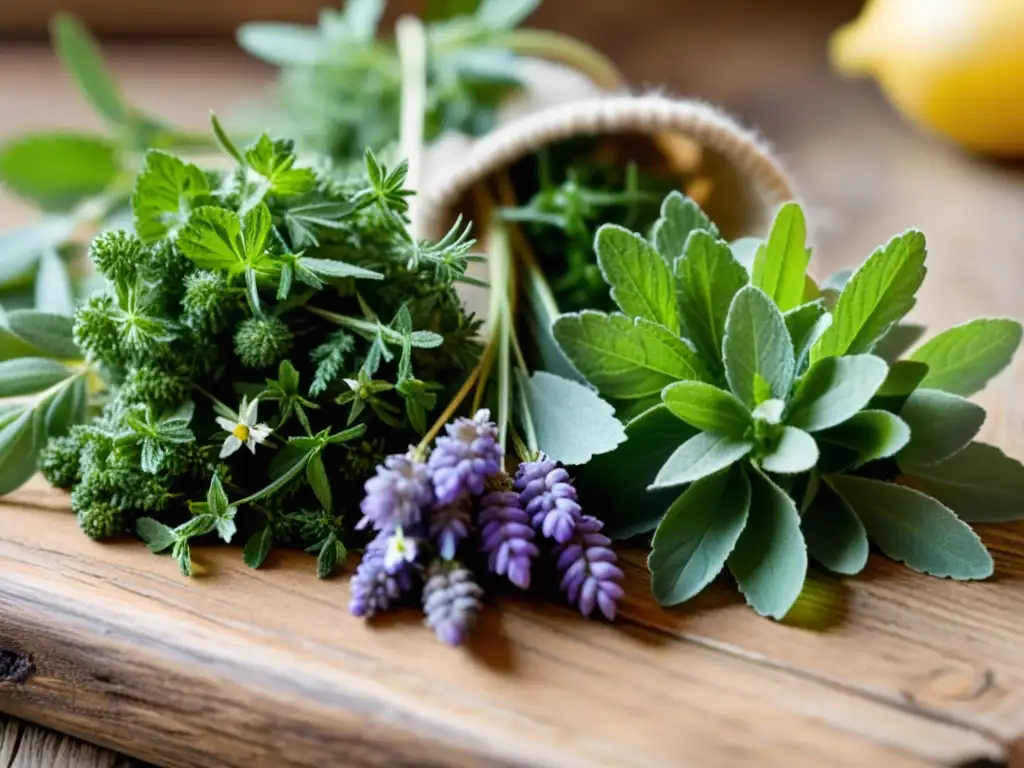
[216, 396, 272, 458]
[384, 527, 418, 574]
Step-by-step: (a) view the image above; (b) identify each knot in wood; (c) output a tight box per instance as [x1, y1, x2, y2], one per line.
[0, 649, 33, 684]
[904, 663, 994, 707]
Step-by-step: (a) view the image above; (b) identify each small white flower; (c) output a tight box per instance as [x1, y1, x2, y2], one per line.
[216, 396, 272, 458]
[384, 527, 418, 573]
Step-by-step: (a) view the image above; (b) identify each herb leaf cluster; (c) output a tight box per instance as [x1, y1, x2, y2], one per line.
[557, 192, 1023, 618]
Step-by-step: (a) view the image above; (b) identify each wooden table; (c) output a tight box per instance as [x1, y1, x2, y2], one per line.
[2, 2, 1024, 766]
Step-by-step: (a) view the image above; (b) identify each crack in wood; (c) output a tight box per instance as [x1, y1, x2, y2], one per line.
[0, 651, 32, 685]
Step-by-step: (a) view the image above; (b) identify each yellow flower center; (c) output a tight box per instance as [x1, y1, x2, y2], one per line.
[232, 423, 250, 441]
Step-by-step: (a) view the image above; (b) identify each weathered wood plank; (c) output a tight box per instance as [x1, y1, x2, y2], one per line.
[0, 713, 145, 768]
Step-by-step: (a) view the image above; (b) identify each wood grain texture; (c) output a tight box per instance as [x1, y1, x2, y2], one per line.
[0, 714, 147, 768]
[2, 1, 1024, 766]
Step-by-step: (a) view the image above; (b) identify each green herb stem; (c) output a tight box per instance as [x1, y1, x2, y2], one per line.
[500, 29, 625, 91]
[395, 14, 428, 227]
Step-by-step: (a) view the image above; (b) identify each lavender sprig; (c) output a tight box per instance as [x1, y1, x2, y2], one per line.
[479, 490, 537, 589]
[428, 409, 502, 504]
[429, 498, 472, 561]
[349, 530, 415, 618]
[515, 455, 581, 544]
[554, 515, 624, 621]
[358, 452, 433, 532]
[422, 559, 483, 646]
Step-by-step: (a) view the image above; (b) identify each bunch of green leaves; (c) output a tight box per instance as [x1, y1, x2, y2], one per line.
[555, 192, 1024, 618]
[235, 0, 542, 161]
[500, 139, 677, 313]
[22, 119, 480, 578]
[0, 15, 212, 314]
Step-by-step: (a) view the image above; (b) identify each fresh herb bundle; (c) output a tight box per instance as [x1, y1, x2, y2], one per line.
[551, 193, 1024, 618]
[6, 119, 481, 578]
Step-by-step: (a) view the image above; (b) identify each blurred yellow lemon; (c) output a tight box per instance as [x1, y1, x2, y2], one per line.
[831, 0, 1024, 155]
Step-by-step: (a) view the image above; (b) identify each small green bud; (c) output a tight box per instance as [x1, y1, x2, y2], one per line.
[90, 230, 144, 283]
[234, 316, 293, 369]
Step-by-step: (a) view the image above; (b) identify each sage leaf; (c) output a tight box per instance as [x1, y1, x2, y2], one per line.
[812, 230, 927, 361]
[517, 370, 626, 466]
[0, 133, 119, 211]
[51, 14, 131, 125]
[0, 409, 40, 495]
[236, 23, 324, 66]
[871, 359, 929, 413]
[0, 217, 76, 289]
[802, 482, 868, 575]
[662, 380, 751, 437]
[575, 404, 698, 539]
[306, 452, 333, 511]
[910, 318, 1023, 396]
[759, 426, 818, 475]
[244, 526, 274, 569]
[595, 224, 679, 333]
[831, 475, 992, 579]
[0, 358, 72, 397]
[650, 431, 755, 490]
[784, 300, 831, 374]
[133, 150, 210, 243]
[871, 322, 927, 363]
[35, 249, 75, 316]
[897, 389, 985, 469]
[136, 518, 177, 553]
[553, 311, 709, 399]
[787, 355, 888, 432]
[817, 410, 910, 467]
[904, 442, 1024, 523]
[44, 375, 87, 436]
[727, 465, 807, 619]
[751, 202, 811, 312]
[648, 465, 750, 606]
[5, 310, 80, 360]
[674, 230, 748, 373]
[723, 285, 795, 408]
[653, 191, 718, 263]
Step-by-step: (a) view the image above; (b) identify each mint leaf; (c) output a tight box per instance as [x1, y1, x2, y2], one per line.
[674, 230, 748, 374]
[244, 526, 274, 569]
[787, 355, 888, 432]
[132, 150, 210, 243]
[0, 133, 118, 211]
[51, 14, 130, 125]
[784, 300, 831, 375]
[802, 482, 868, 575]
[650, 431, 754, 490]
[575, 404, 698, 539]
[648, 464, 750, 606]
[723, 286, 795, 408]
[0, 358, 72, 397]
[136, 517, 177, 553]
[831, 475, 992, 579]
[812, 230, 927, 361]
[727, 465, 807, 619]
[518, 371, 626, 466]
[751, 202, 811, 312]
[897, 388, 985, 470]
[871, 322, 926, 363]
[5, 310, 80, 359]
[759, 426, 818, 475]
[904, 442, 1024, 523]
[653, 191, 718, 263]
[910, 318, 1022, 396]
[661, 380, 751, 437]
[595, 224, 679, 333]
[553, 311, 709, 399]
[818, 410, 910, 466]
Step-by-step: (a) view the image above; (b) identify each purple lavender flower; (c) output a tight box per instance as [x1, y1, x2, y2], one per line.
[349, 530, 415, 618]
[428, 409, 502, 505]
[553, 515, 624, 621]
[515, 455, 581, 544]
[478, 490, 537, 590]
[359, 452, 433, 532]
[429, 498, 472, 561]
[422, 560, 483, 646]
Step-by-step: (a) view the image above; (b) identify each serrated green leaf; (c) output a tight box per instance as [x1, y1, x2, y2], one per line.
[653, 191, 718, 263]
[244, 526, 274, 569]
[648, 464, 750, 606]
[177, 206, 245, 273]
[812, 230, 927, 361]
[910, 318, 1022, 397]
[784, 300, 831, 375]
[553, 311, 709, 399]
[35, 249, 75, 316]
[723, 286, 795, 408]
[751, 202, 810, 312]
[759, 426, 818, 475]
[787, 355, 888, 432]
[306, 452, 333, 511]
[0, 358, 71, 397]
[174, 514, 218, 541]
[298, 257, 383, 281]
[831, 475, 992, 579]
[871, 322, 926, 363]
[0, 409, 40, 495]
[0, 133, 119, 211]
[517, 370, 625, 466]
[575, 404, 698, 539]
[132, 150, 210, 243]
[727, 465, 807, 619]
[673, 230, 748, 374]
[802, 482, 868, 575]
[173, 538, 193, 577]
[903, 442, 1024, 523]
[206, 474, 229, 517]
[136, 517, 177, 553]
[595, 225, 679, 333]
[661, 380, 751, 437]
[244, 134, 317, 198]
[650, 431, 754, 490]
[897, 388, 985, 470]
[5, 310, 80, 360]
[817, 410, 910, 467]
[51, 14, 130, 125]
